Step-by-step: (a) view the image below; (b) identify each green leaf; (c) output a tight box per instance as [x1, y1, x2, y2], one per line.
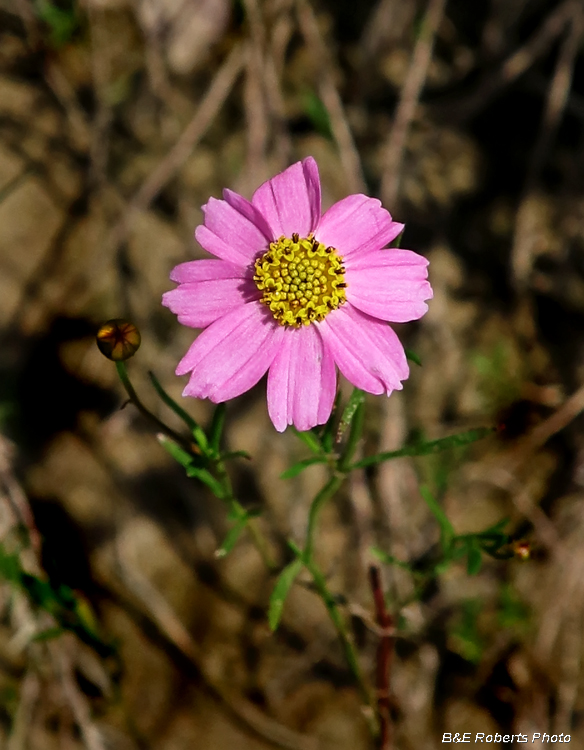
[336, 388, 365, 443]
[268, 558, 303, 632]
[405, 348, 422, 366]
[291, 427, 322, 454]
[220, 450, 251, 462]
[371, 547, 415, 572]
[148, 371, 208, 450]
[185, 465, 226, 498]
[31, 626, 65, 643]
[280, 456, 329, 480]
[34, 0, 78, 47]
[466, 540, 483, 575]
[351, 426, 495, 469]
[158, 435, 196, 469]
[303, 90, 332, 139]
[215, 517, 249, 558]
[209, 403, 226, 454]
[420, 486, 454, 552]
[320, 391, 341, 453]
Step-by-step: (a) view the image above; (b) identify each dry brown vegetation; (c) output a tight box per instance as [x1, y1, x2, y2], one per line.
[1, 0, 584, 748]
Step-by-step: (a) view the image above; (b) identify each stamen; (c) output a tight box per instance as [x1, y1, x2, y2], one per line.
[253, 234, 347, 327]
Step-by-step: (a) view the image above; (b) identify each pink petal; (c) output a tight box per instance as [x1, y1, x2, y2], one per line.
[252, 157, 321, 239]
[195, 195, 270, 265]
[178, 302, 285, 402]
[267, 325, 336, 432]
[318, 304, 409, 395]
[345, 249, 433, 323]
[169, 259, 246, 283]
[315, 195, 403, 258]
[163, 261, 258, 329]
[223, 189, 274, 242]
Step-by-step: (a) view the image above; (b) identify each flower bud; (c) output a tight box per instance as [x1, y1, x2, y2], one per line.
[96, 319, 141, 361]
[513, 540, 531, 561]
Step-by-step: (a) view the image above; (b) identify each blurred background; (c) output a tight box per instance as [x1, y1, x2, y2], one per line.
[1, 0, 584, 747]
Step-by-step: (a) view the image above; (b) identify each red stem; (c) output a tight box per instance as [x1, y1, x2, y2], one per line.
[369, 565, 394, 750]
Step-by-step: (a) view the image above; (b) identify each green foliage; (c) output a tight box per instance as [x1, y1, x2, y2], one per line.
[336, 388, 365, 444]
[0, 542, 114, 657]
[472, 340, 522, 412]
[351, 426, 495, 469]
[34, 0, 79, 47]
[405, 348, 422, 366]
[291, 427, 323, 454]
[375, 487, 514, 583]
[149, 371, 208, 451]
[268, 558, 303, 631]
[498, 583, 530, 632]
[280, 455, 329, 479]
[302, 90, 333, 139]
[449, 599, 484, 664]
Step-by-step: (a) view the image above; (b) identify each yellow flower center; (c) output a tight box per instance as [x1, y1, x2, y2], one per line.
[253, 233, 347, 327]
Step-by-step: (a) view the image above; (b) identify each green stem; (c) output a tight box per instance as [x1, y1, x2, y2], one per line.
[304, 556, 374, 713]
[214, 457, 277, 572]
[115, 362, 195, 453]
[338, 400, 365, 472]
[296, 391, 376, 728]
[304, 474, 344, 561]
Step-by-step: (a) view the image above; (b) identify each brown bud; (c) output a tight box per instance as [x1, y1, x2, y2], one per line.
[513, 541, 531, 561]
[96, 319, 141, 361]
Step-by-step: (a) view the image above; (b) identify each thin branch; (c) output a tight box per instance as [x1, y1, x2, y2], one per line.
[369, 566, 394, 750]
[380, 0, 447, 208]
[436, 0, 579, 123]
[296, 0, 366, 194]
[106, 44, 245, 257]
[511, 4, 584, 286]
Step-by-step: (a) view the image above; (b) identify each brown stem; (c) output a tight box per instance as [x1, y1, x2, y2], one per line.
[369, 566, 394, 750]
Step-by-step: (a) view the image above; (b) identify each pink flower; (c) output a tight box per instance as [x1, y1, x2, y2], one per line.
[162, 157, 432, 432]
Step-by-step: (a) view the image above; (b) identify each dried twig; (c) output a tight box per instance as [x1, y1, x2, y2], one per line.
[52, 642, 109, 750]
[369, 566, 394, 750]
[380, 0, 447, 208]
[437, 0, 579, 123]
[106, 44, 245, 258]
[296, 0, 366, 194]
[511, 4, 584, 286]
[115, 541, 318, 750]
[6, 669, 40, 750]
[242, 0, 270, 179]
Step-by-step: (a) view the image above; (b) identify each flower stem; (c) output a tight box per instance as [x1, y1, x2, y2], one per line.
[115, 361, 195, 453]
[214, 457, 277, 572]
[303, 555, 374, 719]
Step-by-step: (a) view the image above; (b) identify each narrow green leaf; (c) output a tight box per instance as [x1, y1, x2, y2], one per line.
[269, 558, 303, 631]
[303, 90, 332, 139]
[466, 540, 483, 575]
[220, 450, 251, 462]
[371, 546, 415, 572]
[405, 348, 422, 366]
[320, 390, 341, 453]
[291, 427, 322, 454]
[148, 371, 208, 450]
[280, 456, 329, 480]
[351, 426, 495, 469]
[158, 434, 196, 469]
[215, 517, 249, 558]
[185, 465, 226, 498]
[31, 626, 65, 643]
[336, 388, 365, 443]
[420, 486, 454, 552]
[209, 403, 226, 454]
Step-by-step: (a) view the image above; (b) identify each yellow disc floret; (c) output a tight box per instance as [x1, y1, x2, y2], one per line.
[253, 233, 347, 327]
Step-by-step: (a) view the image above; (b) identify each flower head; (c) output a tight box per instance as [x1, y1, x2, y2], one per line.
[96, 319, 141, 361]
[163, 157, 432, 432]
